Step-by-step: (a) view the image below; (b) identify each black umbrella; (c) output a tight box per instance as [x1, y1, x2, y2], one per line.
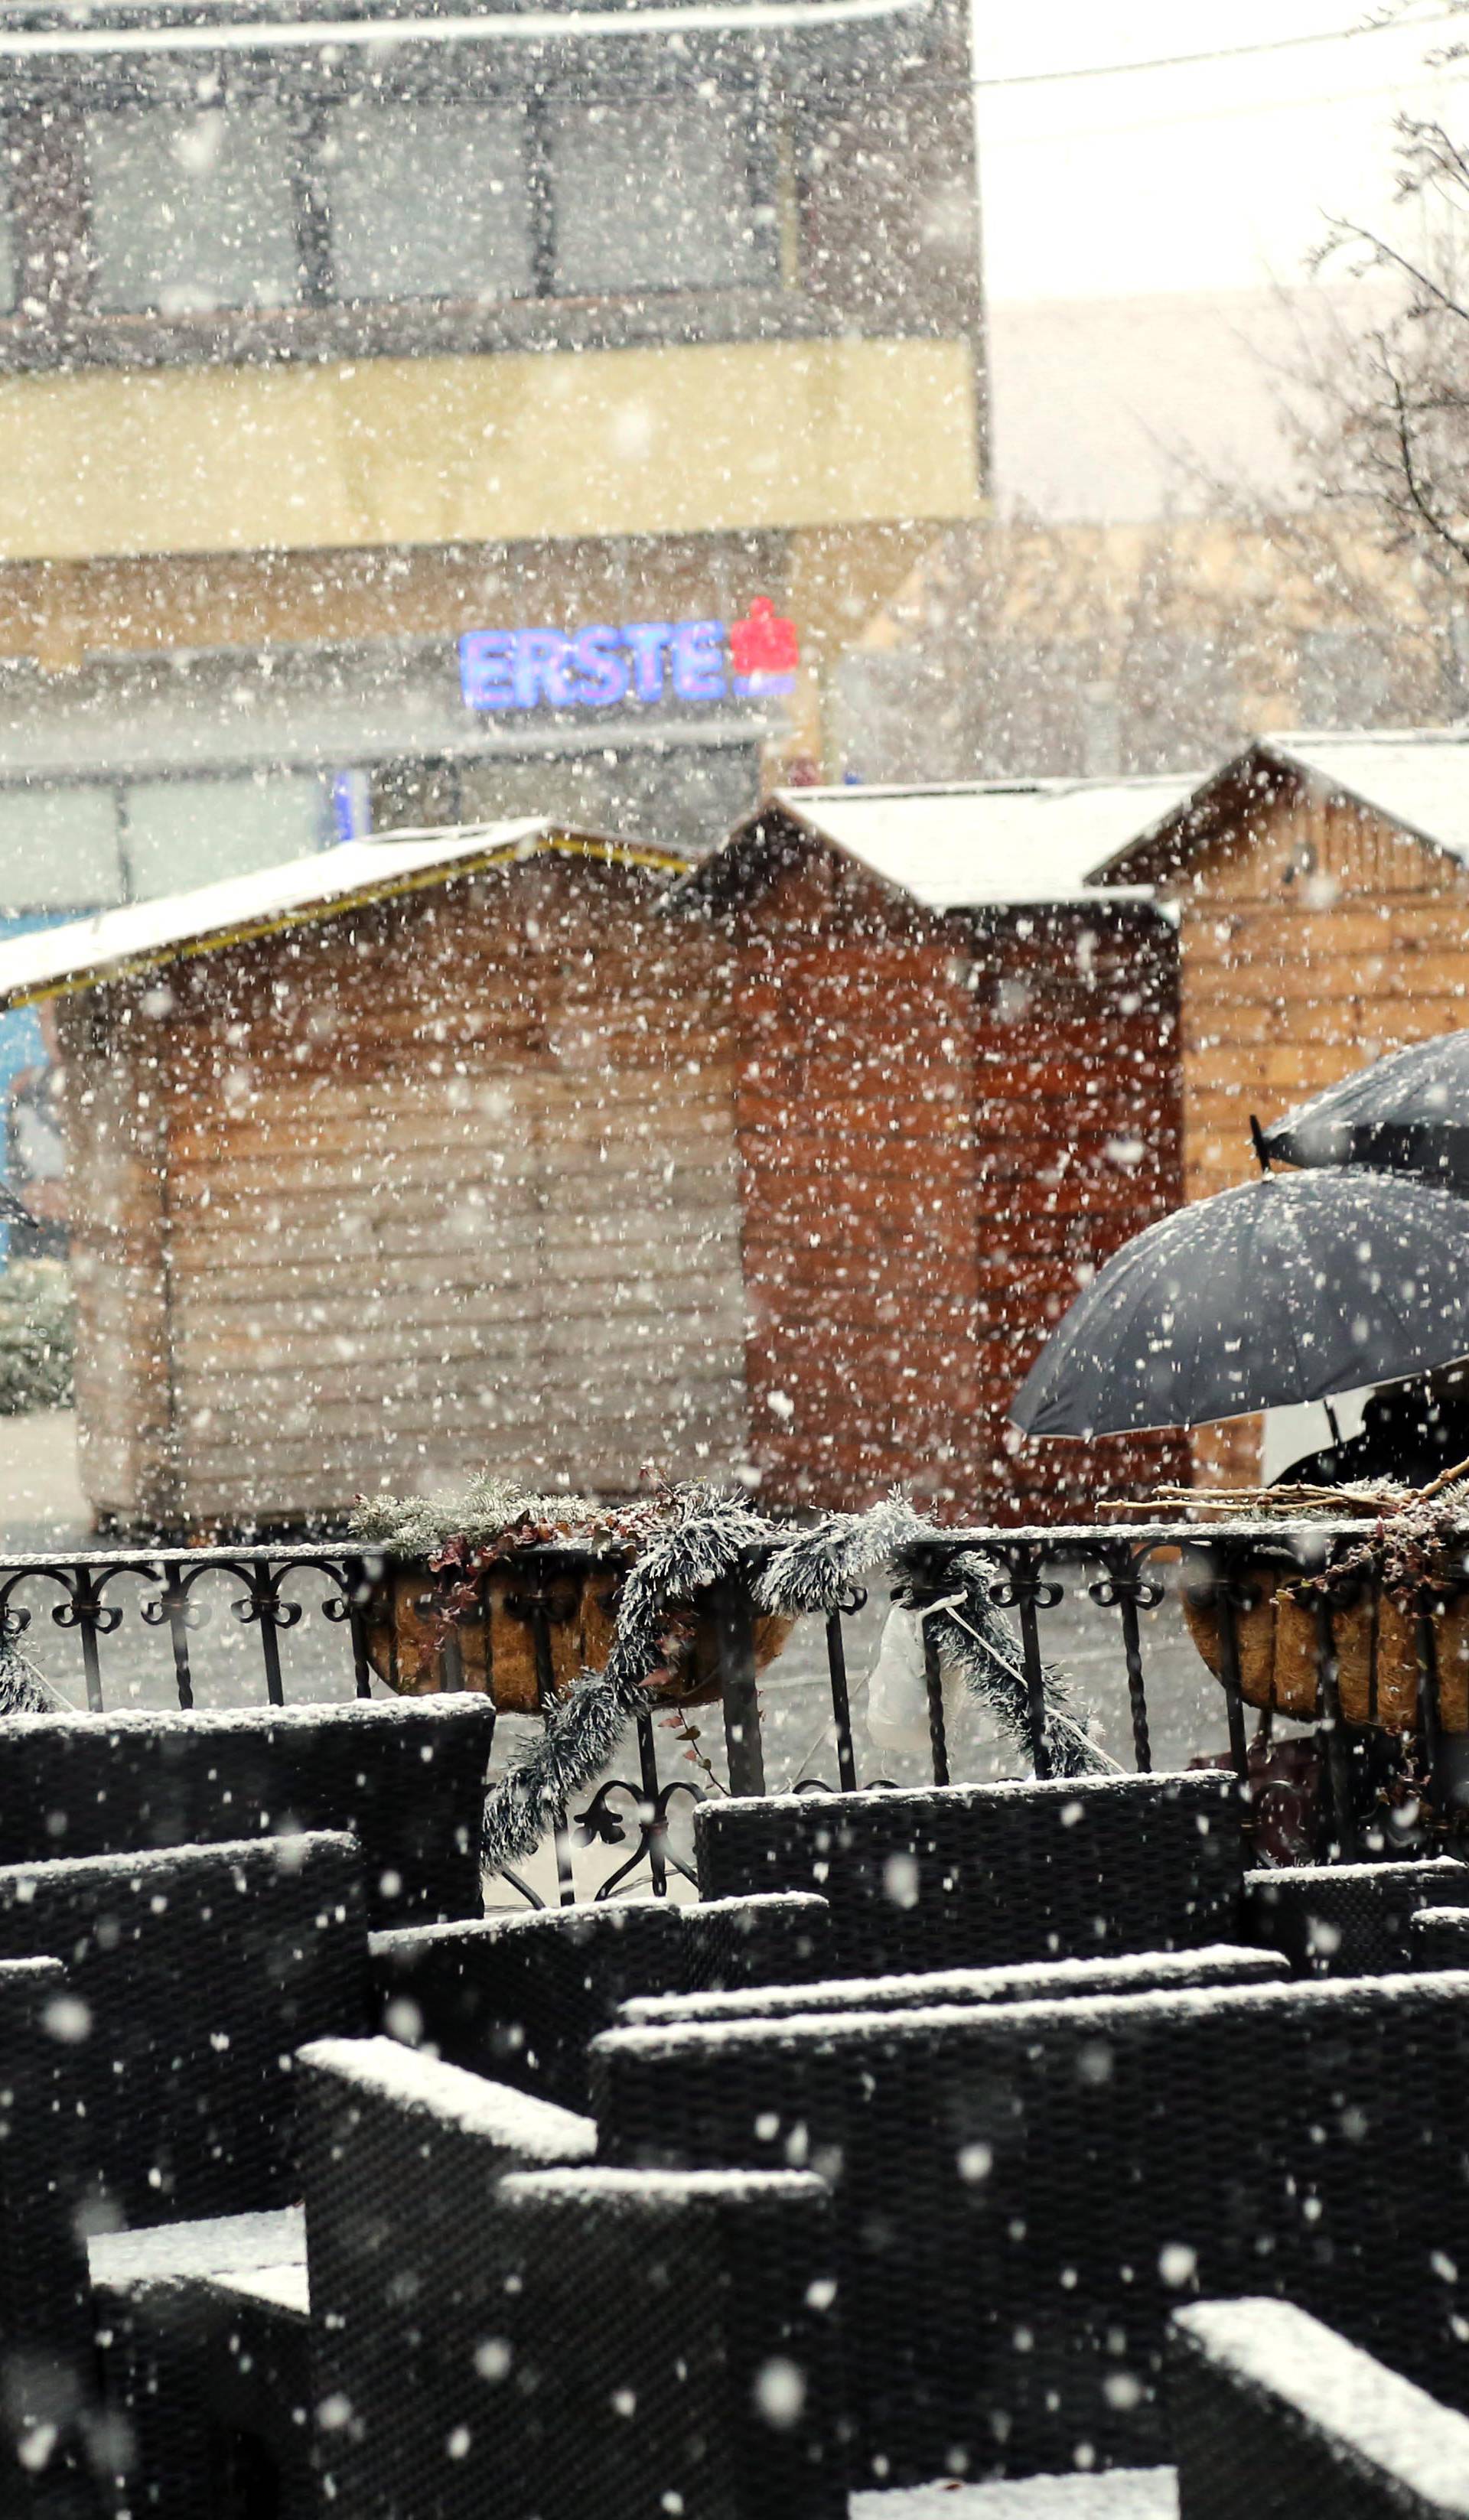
[1261, 1030, 1469, 1192]
[1011, 1167, 1469, 1437]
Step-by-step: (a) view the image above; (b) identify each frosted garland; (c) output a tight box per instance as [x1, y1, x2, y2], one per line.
[481, 1486, 1112, 1874]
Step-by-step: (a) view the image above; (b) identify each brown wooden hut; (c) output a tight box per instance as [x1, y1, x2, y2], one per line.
[682, 780, 1189, 1518]
[1096, 729, 1469, 1484]
[0, 785, 1187, 1533]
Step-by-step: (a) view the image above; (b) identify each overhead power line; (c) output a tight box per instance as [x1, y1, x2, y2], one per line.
[972, 8, 1461, 92]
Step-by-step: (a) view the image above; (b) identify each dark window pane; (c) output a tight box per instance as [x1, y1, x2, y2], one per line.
[325, 103, 533, 304]
[549, 98, 764, 294]
[87, 104, 301, 314]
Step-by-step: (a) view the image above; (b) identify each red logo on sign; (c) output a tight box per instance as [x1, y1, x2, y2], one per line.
[729, 597, 800, 679]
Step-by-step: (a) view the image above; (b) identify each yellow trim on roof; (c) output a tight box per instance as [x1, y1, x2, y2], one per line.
[6, 832, 684, 1011]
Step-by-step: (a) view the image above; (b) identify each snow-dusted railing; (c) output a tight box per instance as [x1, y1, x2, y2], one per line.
[0, 1542, 381, 1714]
[0, 1519, 1441, 1900]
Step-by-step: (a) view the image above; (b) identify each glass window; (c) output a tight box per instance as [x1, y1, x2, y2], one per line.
[456, 741, 759, 852]
[0, 786, 122, 911]
[325, 103, 533, 304]
[86, 104, 301, 315]
[122, 773, 329, 899]
[549, 98, 764, 295]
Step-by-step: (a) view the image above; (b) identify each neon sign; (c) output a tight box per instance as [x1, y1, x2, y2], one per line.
[459, 599, 799, 712]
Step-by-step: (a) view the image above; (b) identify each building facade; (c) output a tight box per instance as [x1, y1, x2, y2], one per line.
[0, 0, 986, 927]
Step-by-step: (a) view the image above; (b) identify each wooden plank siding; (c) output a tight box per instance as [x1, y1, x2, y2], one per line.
[57, 989, 179, 1525]
[715, 845, 1184, 1516]
[67, 855, 751, 1529]
[58, 832, 1184, 1534]
[1164, 781, 1469, 1488]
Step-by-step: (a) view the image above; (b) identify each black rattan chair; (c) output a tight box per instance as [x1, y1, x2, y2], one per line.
[592, 1971, 1469, 2487]
[0, 1833, 367, 2227]
[493, 2166, 846, 2520]
[298, 2034, 600, 2516]
[0, 1695, 496, 1927]
[1169, 2299, 1469, 2520]
[0, 1958, 98, 2518]
[369, 1890, 832, 2111]
[617, 1942, 1285, 2033]
[693, 1774, 1246, 1975]
[90, 2215, 309, 2520]
[301, 2027, 842, 2520]
[1243, 1855, 1469, 1975]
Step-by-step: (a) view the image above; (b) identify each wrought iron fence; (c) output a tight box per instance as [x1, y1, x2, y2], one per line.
[0, 1519, 1451, 1901]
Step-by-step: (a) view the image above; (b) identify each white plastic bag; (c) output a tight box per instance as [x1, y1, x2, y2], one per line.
[866, 1601, 934, 1754]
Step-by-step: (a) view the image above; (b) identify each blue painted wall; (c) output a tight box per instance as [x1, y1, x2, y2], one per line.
[0, 914, 69, 1267]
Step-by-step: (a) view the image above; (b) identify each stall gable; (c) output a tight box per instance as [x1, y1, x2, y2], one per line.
[67, 855, 749, 1530]
[1170, 784, 1469, 1210]
[1111, 762, 1469, 1490]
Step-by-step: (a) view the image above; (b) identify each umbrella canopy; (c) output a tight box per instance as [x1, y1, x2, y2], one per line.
[1011, 1167, 1469, 1438]
[1262, 1030, 1469, 1192]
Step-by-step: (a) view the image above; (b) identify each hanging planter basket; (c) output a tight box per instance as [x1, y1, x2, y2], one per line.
[362, 1554, 793, 1714]
[1180, 1558, 1469, 1734]
[1110, 1471, 1469, 1738]
[351, 1480, 793, 1715]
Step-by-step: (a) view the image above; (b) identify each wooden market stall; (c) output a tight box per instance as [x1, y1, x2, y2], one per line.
[0, 783, 1187, 1534]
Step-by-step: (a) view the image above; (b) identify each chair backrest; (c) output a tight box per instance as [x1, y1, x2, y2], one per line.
[1245, 1856, 1469, 1975]
[1412, 1906, 1469, 1971]
[370, 1892, 832, 2113]
[591, 1971, 1469, 2485]
[0, 1958, 97, 2514]
[494, 2167, 845, 2520]
[0, 1696, 497, 1928]
[0, 1834, 367, 2225]
[297, 2037, 598, 2518]
[694, 1773, 1246, 1974]
[1169, 2300, 1469, 2520]
[617, 1942, 1285, 2032]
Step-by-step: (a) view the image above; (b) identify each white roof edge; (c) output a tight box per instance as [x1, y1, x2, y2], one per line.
[0, 0, 923, 54]
[0, 819, 682, 1011]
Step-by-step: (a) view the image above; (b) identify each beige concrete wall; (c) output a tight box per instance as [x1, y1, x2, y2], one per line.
[0, 337, 982, 564]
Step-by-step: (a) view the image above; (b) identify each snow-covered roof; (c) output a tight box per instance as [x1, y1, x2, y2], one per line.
[683, 775, 1192, 913]
[1094, 728, 1469, 883]
[0, 822, 682, 1011]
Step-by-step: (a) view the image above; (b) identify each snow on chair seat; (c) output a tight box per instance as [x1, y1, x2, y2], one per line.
[852, 2478, 1177, 2518]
